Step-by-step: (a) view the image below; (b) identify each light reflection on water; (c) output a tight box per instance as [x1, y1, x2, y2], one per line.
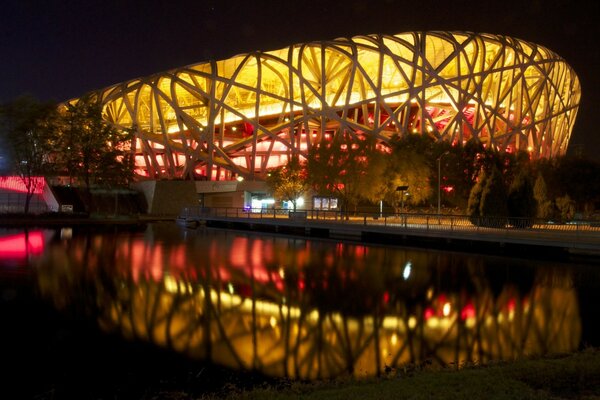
[10, 223, 590, 379]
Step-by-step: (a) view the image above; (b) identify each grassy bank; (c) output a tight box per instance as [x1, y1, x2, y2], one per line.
[190, 349, 600, 400]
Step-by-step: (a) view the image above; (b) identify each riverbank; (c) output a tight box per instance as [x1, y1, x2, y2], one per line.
[0, 212, 175, 227]
[180, 211, 600, 260]
[191, 349, 600, 400]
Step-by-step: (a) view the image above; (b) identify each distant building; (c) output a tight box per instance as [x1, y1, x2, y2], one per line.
[68, 32, 581, 212]
[81, 31, 580, 182]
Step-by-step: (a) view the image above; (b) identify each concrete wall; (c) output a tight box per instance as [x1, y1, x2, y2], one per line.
[43, 184, 59, 212]
[132, 180, 198, 215]
[203, 191, 245, 208]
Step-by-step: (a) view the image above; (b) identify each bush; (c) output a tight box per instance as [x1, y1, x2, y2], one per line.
[508, 172, 536, 228]
[468, 167, 508, 227]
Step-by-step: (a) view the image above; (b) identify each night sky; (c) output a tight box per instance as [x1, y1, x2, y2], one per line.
[1, 0, 598, 159]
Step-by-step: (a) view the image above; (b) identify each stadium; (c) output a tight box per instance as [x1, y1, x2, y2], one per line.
[65, 32, 581, 211]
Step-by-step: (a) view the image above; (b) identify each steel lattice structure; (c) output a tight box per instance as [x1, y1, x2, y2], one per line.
[91, 31, 580, 181]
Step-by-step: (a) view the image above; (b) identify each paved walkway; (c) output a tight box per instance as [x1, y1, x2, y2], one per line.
[179, 207, 600, 256]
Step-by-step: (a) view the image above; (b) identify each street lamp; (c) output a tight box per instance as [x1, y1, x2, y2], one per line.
[396, 185, 409, 213]
[437, 151, 450, 215]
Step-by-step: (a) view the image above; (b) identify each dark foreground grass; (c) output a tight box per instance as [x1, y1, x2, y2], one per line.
[189, 348, 600, 400]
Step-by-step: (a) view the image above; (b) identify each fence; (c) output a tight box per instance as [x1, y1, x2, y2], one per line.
[179, 206, 600, 234]
[0, 192, 48, 214]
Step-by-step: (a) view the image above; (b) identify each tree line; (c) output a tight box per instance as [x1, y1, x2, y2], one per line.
[267, 132, 600, 222]
[0, 95, 133, 213]
[3, 94, 598, 221]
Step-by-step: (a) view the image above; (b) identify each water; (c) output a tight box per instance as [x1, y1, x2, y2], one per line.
[1, 222, 600, 398]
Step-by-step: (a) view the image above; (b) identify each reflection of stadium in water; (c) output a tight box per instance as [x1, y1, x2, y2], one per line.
[35, 224, 581, 379]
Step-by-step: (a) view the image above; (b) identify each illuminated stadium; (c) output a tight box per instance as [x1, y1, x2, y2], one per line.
[89, 31, 580, 182]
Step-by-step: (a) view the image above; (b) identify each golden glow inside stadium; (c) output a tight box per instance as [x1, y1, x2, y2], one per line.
[89, 31, 580, 181]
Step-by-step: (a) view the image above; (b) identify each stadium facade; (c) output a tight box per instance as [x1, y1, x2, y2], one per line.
[86, 31, 580, 185]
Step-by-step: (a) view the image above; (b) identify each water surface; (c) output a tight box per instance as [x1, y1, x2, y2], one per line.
[1, 223, 599, 396]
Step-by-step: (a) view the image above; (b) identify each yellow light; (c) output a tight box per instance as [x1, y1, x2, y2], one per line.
[426, 287, 434, 300]
[269, 316, 277, 328]
[465, 317, 475, 329]
[427, 317, 439, 328]
[391, 333, 398, 346]
[408, 316, 417, 329]
[164, 276, 179, 293]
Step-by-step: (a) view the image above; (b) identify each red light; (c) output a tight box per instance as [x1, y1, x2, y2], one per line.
[442, 185, 454, 193]
[424, 307, 435, 320]
[0, 176, 45, 194]
[383, 291, 390, 304]
[0, 231, 45, 260]
[507, 298, 516, 312]
[460, 303, 476, 320]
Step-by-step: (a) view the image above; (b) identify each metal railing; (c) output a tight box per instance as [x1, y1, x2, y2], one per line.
[179, 206, 600, 235]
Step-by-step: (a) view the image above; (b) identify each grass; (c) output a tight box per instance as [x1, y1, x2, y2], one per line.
[193, 348, 600, 400]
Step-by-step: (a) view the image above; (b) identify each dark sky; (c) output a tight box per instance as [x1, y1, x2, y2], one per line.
[1, 0, 598, 159]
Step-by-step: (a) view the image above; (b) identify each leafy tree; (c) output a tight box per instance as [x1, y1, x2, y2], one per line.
[554, 156, 600, 216]
[507, 171, 536, 228]
[555, 194, 576, 222]
[358, 145, 389, 206]
[388, 135, 433, 207]
[382, 133, 436, 210]
[306, 132, 379, 218]
[433, 139, 488, 211]
[266, 157, 309, 211]
[467, 166, 508, 227]
[533, 173, 554, 220]
[59, 95, 133, 191]
[466, 168, 486, 225]
[0, 96, 60, 213]
[479, 166, 508, 226]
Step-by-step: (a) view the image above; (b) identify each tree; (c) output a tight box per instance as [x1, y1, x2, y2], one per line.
[306, 132, 379, 218]
[555, 194, 576, 222]
[466, 168, 486, 225]
[0, 96, 60, 213]
[507, 171, 536, 228]
[59, 95, 133, 191]
[467, 166, 508, 227]
[533, 173, 553, 220]
[554, 156, 600, 216]
[388, 135, 433, 207]
[266, 157, 309, 211]
[358, 145, 389, 207]
[429, 138, 489, 211]
[479, 166, 508, 226]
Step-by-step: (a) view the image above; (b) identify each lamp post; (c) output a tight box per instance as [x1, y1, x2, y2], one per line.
[437, 151, 449, 215]
[396, 185, 409, 214]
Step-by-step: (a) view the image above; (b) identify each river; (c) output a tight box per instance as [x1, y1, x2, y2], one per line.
[1, 222, 599, 398]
